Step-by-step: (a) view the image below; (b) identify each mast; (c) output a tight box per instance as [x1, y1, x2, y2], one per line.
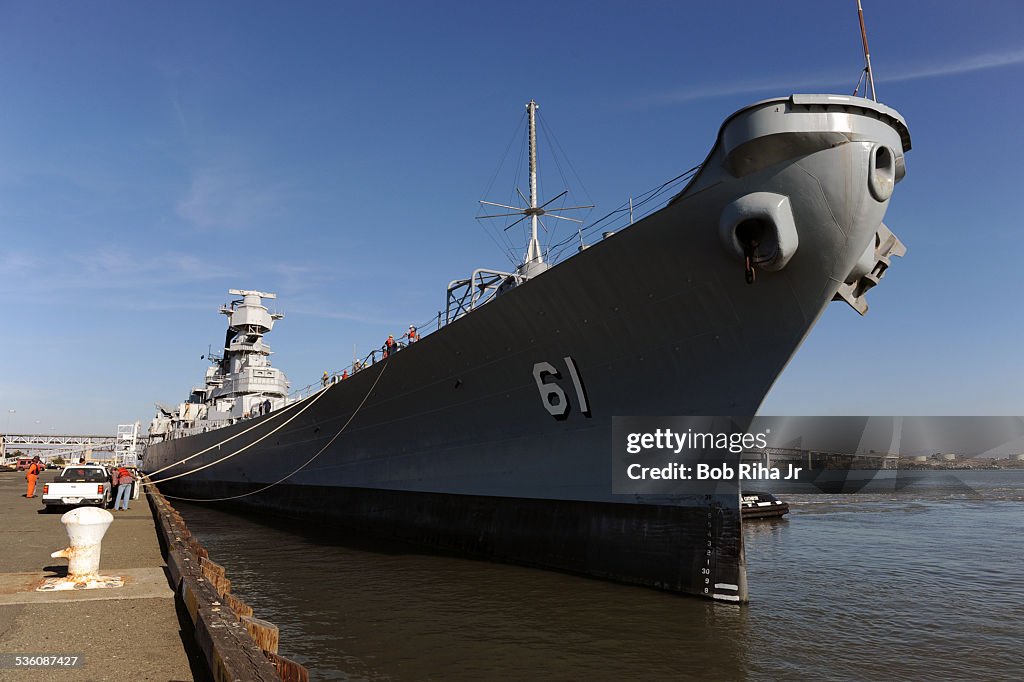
[856, 0, 877, 101]
[525, 100, 542, 266]
[476, 99, 593, 280]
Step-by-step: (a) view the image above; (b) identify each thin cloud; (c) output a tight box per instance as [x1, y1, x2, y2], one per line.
[171, 91, 190, 142]
[0, 251, 38, 276]
[0, 248, 237, 302]
[286, 306, 391, 325]
[70, 248, 235, 282]
[881, 45, 1024, 82]
[1, 246, 365, 322]
[631, 73, 835, 107]
[177, 162, 296, 231]
[638, 45, 1024, 107]
[269, 263, 340, 298]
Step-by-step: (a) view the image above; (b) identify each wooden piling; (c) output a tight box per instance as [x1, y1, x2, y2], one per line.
[241, 615, 280, 655]
[224, 592, 254, 619]
[200, 556, 226, 578]
[145, 478, 283, 681]
[266, 653, 310, 682]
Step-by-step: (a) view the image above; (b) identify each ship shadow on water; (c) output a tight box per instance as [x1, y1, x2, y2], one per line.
[180, 498, 512, 559]
[173, 499, 755, 681]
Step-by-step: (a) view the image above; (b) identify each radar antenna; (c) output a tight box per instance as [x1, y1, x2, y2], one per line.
[477, 100, 593, 278]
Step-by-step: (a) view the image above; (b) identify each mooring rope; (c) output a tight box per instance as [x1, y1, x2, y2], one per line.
[142, 390, 314, 479]
[144, 382, 335, 487]
[156, 358, 390, 502]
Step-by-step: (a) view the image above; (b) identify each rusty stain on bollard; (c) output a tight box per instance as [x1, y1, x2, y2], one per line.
[39, 507, 124, 591]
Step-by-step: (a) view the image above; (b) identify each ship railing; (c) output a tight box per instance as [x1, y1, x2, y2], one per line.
[295, 337, 433, 401]
[288, 383, 323, 402]
[293, 267, 527, 392]
[294, 166, 706, 393]
[174, 419, 233, 438]
[444, 268, 523, 325]
[546, 165, 702, 264]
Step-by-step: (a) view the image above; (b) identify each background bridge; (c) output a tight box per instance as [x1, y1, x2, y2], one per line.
[1, 423, 145, 465]
[741, 447, 901, 470]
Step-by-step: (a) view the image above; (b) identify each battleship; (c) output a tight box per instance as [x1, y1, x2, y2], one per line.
[144, 93, 911, 602]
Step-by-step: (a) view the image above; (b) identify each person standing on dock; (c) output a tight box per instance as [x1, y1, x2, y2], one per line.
[24, 456, 43, 498]
[113, 466, 134, 511]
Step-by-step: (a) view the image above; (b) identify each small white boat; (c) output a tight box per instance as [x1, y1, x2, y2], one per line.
[741, 492, 790, 519]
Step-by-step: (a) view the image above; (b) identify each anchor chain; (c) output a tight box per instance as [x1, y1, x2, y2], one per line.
[735, 220, 763, 286]
[742, 241, 757, 285]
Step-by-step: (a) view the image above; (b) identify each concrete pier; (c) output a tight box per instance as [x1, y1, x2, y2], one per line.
[0, 470, 199, 681]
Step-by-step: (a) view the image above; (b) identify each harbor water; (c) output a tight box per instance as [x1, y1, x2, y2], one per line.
[173, 470, 1023, 681]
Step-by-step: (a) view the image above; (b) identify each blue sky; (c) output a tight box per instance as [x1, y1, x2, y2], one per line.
[1, 1, 1022, 434]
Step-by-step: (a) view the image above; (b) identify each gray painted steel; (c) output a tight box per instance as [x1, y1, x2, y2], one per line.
[144, 95, 910, 602]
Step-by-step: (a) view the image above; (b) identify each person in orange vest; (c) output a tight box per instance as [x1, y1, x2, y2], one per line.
[113, 466, 135, 511]
[383, 334, 396, 358]
[24, 456, 44, 498]
[406, 325, 419, 344]
[341, 370, 349, 380]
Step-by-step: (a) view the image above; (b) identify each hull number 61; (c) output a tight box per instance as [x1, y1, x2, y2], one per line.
[533, 357, 590, 419]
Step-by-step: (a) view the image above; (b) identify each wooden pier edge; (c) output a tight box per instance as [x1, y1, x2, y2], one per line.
[145, 476, 310, 682]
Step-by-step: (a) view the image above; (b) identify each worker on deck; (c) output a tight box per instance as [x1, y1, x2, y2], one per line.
[383, 334, 396, 358]
[341, 370, 349, 380]
[322, 371, 329, 387]
[24, 456, 43, 498]
[406, 325, 419, 343]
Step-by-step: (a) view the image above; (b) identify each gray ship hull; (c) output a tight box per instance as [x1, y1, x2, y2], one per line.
[145, 95, 910, 602]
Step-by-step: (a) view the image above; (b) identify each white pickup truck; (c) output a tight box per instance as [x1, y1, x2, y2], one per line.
[42, 465, 113, 510]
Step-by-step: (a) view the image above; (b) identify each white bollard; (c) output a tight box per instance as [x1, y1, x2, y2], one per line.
[51, 507, 114, 579]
